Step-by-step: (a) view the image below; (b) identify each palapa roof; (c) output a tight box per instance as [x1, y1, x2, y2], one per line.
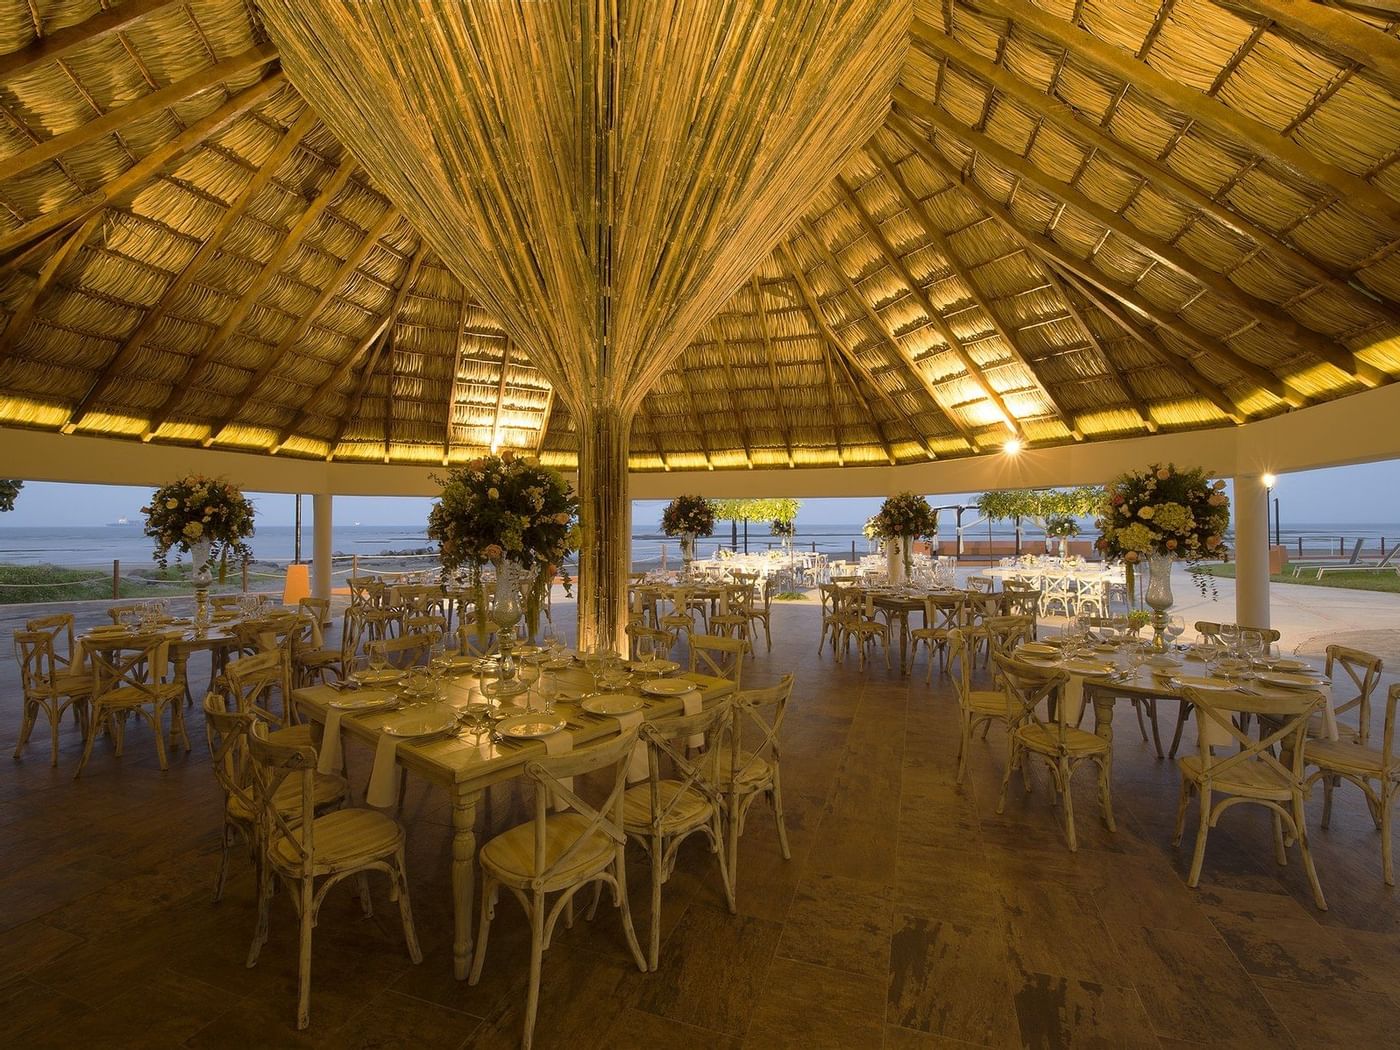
[0, 0, 1398, 476]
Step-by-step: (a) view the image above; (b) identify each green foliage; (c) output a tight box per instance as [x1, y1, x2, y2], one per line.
[0, 562, 255, 605]
[661, 495, 716, 537]
[710, 497, 800, 524]
[1199, 563, 1400, 595]
[0, 478, 21, 512]
[976, 486, 1103, 528]
[869, 492, 937, 539]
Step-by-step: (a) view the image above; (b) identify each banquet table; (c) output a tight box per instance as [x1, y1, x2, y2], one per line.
[292, 662, 735, 980]
[867, 589, 970, 675]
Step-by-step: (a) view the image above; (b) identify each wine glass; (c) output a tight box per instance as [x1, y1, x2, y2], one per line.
[582, 646, 606, 695]
[1219, 623, 1240, 656]
[1165, 615, 1186, 648]
[537, 670, 558, 714]
[367, 640, 388, 675]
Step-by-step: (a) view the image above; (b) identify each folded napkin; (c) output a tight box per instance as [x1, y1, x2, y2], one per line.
[1059, 674, 1086, 727]
[365, 732, 401, 808]
[614, 709, 648, 783]
[316, 689, 395, 776]
[683, 689, 704, 749]
[543, 729, 575, 810]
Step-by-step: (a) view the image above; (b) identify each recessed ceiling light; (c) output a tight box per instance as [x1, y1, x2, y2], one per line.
[1004, 437, 1024, 455]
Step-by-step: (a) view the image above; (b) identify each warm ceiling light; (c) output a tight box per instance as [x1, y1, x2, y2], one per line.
[1262, 473, 1277, 488]
[1004, 437, 1024, 455]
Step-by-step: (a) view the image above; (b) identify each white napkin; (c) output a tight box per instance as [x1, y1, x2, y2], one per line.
[683, 688, 704, 749]
[615, 710, 648, 783]
[365, 733, 401, 808]
[318, 708, 345, 774]
[1196, 706, 1234, 753]
[543, 729, 575, 810]
[1059, 675, 1085, 726]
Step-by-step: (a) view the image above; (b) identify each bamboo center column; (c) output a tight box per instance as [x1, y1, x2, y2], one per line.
[576, 404, 633, 653]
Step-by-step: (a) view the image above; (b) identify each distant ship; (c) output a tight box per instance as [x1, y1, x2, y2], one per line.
[105, 517, 134, 527]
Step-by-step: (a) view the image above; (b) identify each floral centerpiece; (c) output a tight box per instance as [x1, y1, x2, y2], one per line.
[428, 451, 578, 677]
[1095, 463, 1229, 650]
[141, 475, 255, 630]
[660, 495, 715, 575]
[869, 492, 938, 582]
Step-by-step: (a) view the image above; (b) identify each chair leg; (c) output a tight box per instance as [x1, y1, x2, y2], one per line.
[955, 714, 970, 787]
[771, 770, 791, 861]
[246, 858, 273, 967]
[1272, 810, 1288, 866]
[1293, 792, 1327, 910]
[48, 705, 64, 767]
[1321, 775, 1335, 829]
[1133, 700, 1149, 742]
[648, 833, 664, 970]
[519, 892, 546, 1050]
[615, 848, 648, 973]
[357, 871, 374, 917]
[1381, 784, 1395, 887]
[1097, 756, 1116, 833]
[1059, 757, 1078, 852]
[14, 701, 36, 760]
[214, 821, 233, 903]
[997, 740, 1015, 815]
[468, 878, 496, 985]
[1172, 777, 1191, 847]
[1187, 789, 1212, 888]
[73, 707, 102, 779]
[295, 877, 316, 1030]
[1146, 700, 1164, 760]
[395, 847, 423, 963]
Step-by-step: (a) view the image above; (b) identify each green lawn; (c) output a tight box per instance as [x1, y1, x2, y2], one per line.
[0, 562, 264, 605]
[1199, 562, 1400, 594]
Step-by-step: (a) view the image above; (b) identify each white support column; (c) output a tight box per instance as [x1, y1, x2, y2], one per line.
[1234, 473, 1270, 629]
[313, 493, 333, 601]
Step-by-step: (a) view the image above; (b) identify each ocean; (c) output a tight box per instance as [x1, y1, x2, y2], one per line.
[2, 520, 1398, 570]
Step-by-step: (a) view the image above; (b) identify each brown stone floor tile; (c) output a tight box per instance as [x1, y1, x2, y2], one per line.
[997, 879, 1127, 984]
[777, 871, 894, 978]
[1255, 976, 1400, 1048]
[332, 989, 480, 1050]
[883, 1026, 998, 1049]
[1205, 908, 1380, 992]
[1010, 970, 1159, 1050]
[743, 957, 886, 1049]
[886, 913, 1018, 1048]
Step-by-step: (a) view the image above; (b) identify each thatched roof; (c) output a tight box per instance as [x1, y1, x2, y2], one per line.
[0, 0, 1397, 473]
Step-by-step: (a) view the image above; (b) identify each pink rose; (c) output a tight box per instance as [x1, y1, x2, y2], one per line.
[483, 544, 504, 560]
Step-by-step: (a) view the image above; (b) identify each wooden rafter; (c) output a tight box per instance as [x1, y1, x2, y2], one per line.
[751, 277, 795, 467]
[779, 242, 921, 464]
[0, 41, 278, 181]
[904, 25, 1400, 328]
[673, 364, 713, 468]
[898, 95, 1388, 387]
[0, 210, 103, 365]
[892, 113, 1311, 409]
[271, 314, 390, 452]
[834, 173, 1024, 439]
[796, 219, 982, 451]
[534, 385, 556, 457]
[63, 107, 318, 431]
[975, 0, 1400, 229]
[868, 139, 1086, 439]
[443, 291, 470, 461]
[325, 241, 428, 459]
[0, 0, 180, 81]
[1216, 0, 1400, 98]
[818, 324, 845, 465]
[0, 72, 286, 258]
[713, 330, 753, 466]
[142, 155, 357, 441]
[203, 206, 401, 445]
[490, 342, 512, 452]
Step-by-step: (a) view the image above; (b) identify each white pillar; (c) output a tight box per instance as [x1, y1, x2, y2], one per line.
[313, 493, 333, 601]
[1234, 473, 1270, 629]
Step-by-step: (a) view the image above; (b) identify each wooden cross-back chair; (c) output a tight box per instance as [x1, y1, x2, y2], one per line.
[221, 648, 304, 741]
[626, 620, 673, 662]
[1000, 587, 1041, 631]
[708, 583, 754, 649]
[25, 613, 80, 671]
[13, 629, 92, 767]
[245, 724, 421, 1030]
[1306, 682, 1400, 886]
[76, 634, 185, 777]
[817, 584, 845, 655]
[1173, 687, 1327, 910]
[837, 589, 891, 671]
[469, 730, 647, 1049]
[367, 630, 435, 670]
[910, 593, 965, 682]
[624, 700, 736, 969]
[658, 586, 702, 641]
[994, 654, 1115, 852]
[688, 633, 746, 690]
[346, 576, 401, 640]
[977, 614, 1034, 670]
[748, 575, 773, 652]
[966, 575, 995, 594]
[723, 674, 795, 881]
[1323, 644, 1384, 744]
[946, 629, 1010, 786]
[1164, 621, 1287, 759]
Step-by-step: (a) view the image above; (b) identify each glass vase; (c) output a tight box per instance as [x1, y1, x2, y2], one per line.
[1144, 553, 1175, 653]
[886, 536, 906, 585]
[191, 537, 213, 634]
[486, 557, 527, 697]
[680, 533, 696, 578]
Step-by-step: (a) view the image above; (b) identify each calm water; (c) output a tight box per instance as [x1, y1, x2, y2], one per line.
[3, 520, 1398, 569]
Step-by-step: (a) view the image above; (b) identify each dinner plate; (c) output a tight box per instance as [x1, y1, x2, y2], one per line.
[497, 713, 566, 739]
[1255, 671, 1326, 690]
[640, 678, 698, 697]
[1019, 642, 1058, 657]
[1061, 659, 1116, 676]
[1263, 659, 1310, 673]
[1147, 654, 1182, 668]
[1171, 675, 1240, 692]
[628, 658, 679, 676]
[329, 690, 397, 712]
[352, 668, 404, 686]
[582, 693, 646, 716]
[382, 708, 457, 737]
[87, 625, 129, 636]
[1092, 643, 1119, 654]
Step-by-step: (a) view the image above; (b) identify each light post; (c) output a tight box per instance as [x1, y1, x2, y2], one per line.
[1262, 473, 1280, 550]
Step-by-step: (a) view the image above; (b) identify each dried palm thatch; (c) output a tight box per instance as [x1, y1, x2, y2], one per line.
[0, 0, 1395, 473]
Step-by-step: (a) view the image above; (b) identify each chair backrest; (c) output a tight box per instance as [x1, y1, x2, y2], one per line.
[25, 613, 76, 667]
[367, 631, 434, 669]
[923, 593, 965, 633]
[89, 634, 170, 704]
[731, 674, 793, 782]
[1324, 644, 1384, 743]
[1001, 589, 1039, 623]
[946, 629, 976, 712]
[625, 621, 672, 660]
[1380, 684, 1400, 780]
[14, 630, 59, 697]
[298, 596, 331, 629]
[222, 649, 291, 726]
[720, 583, 753, 616]
[640, 699, 734, 827]
[1193, 621, 1281, 644]
[967, 575, 995, 593]
[994, 654, 1071, 738]
[107, 603, 144, 625]
[246, 722, 319, 876]
[203, 692, 256, 816]
[1183, 686, 1319, 787]
[983, 615, 1034, 663]
[688, 633, 745, 688]
[521, 728, 640, 889]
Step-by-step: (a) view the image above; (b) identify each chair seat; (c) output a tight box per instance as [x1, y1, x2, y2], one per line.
[909, 628, 950, 641]
[267, 723, 316, 749]
[480, 812, 614, 887]
[93, 683, 183, 708]
[1178, 755, 1294, 799]
[622, 780, 713, 834]
[229, 771, 346, 822]
[1307, 739, 1393, 778]
[1305, 710, 1362, 742]
[35, 670, 94, 696]
[709, 614, 747, 628]
[296, 648, 341, 669]
[966, 690, 1008, 717]
[717, 750, 771, 789]
[271, 808, 402, 872]
[1015, 724, 1108, 757]
[846, 620, 887, 635]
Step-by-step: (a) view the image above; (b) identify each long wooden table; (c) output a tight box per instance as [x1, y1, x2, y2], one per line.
[292, 663, 735, 980]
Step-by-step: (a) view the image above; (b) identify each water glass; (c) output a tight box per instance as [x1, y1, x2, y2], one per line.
[1165, 615, 1185, 647]
[367, 641, 388, 674]
[537, 671, 558, 714]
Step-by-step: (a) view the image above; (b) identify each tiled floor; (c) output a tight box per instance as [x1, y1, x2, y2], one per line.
[3, 602, 1398, 1049]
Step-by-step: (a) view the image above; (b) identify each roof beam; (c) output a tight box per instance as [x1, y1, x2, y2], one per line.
[0, 210, 103, 365]
[796, 218, 982, 452]
[714, 330, 754, 467]
[203, 206, 400, 445]
[973, 0, 1400, 229]
[270, 314, 390, 452]
[324, 241, 428, 460]
[906, 23, 1400, 326]
[779, 242, 923, 465]
[893, 113, 1310, 409]
[0, 0, 180, 82]
[1215, 0, 1400, 97]
[62, 107, 317, 431]
[898, 94, 1387, 387]
[868, 139, 1086, 440]
[818, 326, 846, 466]
[751, 277, 796, 467]
[834, 173, 1024, 439]
[490, 342, 512, 453]
[674, 364, 713, 468]
[0, 72, 286, 260]
[0, 41, 278, 182]
[443, 291, 470, 462]
[534, 385, 556, 458]
[142, 155, 356, 441]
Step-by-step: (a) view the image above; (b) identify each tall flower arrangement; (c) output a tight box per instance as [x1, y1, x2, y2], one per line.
[1095, 463, 1229, 595]
[660, 495, 716, 537]
[141, 475, 255, 571]
[869, 492, 938, 540]
[769, 518, 796, 539]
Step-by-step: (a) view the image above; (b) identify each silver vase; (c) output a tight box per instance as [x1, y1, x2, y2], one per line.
[487, 557, 527, 697]
[191, 537, 213, 635]
[1144, 553, 1175, 653]
[680, 533, 696, 577]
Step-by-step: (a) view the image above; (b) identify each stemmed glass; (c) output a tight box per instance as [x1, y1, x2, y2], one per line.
[1165, 615, 1186, 649]
[366, 640, 388, 675]
[582, 646, 607, 696]
[536, 670, 558, 714]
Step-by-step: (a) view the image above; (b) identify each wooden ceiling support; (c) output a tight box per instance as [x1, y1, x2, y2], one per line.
[674, 365, 713, 468]
[490, 342, 513, 452]
[0, 210, 103, 365]
[271, 314, 390, 451]
[0, 0, 180, 82]
[1216, 0, 1400, 98]
[142, 155, 356, 441]
[868, 139, 1086, 439]
[835, 172, 1024, 439]
[534, 385, 556, 457]
[751, 277, 796, 467]
[442, 291, 470, 462]
[714, 330, 754, 466]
